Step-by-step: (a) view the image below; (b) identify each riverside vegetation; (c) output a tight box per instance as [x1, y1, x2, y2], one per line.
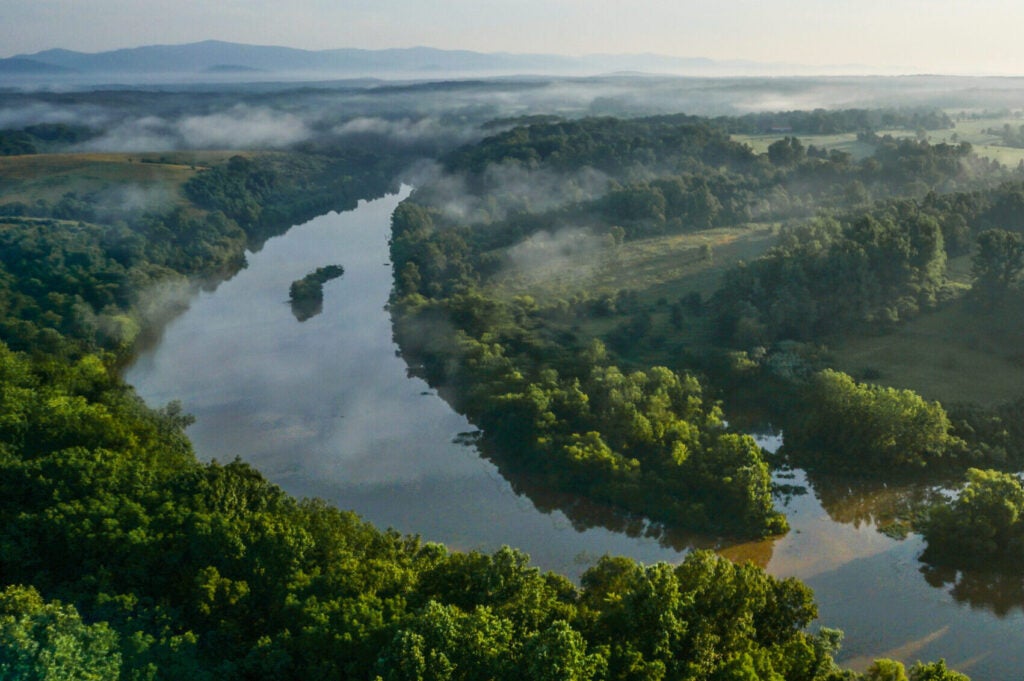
[388, 113, 1024, 536]
[0, 97, 1011, 679]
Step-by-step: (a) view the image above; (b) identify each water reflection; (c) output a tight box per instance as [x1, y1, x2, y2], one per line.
[805, 470, 952, 537]
[921, 564, 1024, 617]
[465, 429, 767, 556]
[124, 191, 1024, 680]
[125, 189, 698, 579]
[290, 297, 323, 322]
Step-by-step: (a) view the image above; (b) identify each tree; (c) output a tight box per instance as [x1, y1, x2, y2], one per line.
[0, 585, 121, 681]
[789, 370, 958, 471]
[768, 137, 806, 166]
[909, 659, 971, 681]
[864, 658, 908, 681]
[922, 468, 1024, 564]
[971, 228, 1024, 304]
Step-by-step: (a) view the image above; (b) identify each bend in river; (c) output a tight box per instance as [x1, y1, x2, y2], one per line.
[125, 188, 1024, 681]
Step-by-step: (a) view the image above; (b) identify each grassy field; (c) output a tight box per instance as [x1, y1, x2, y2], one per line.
[485, 223, 780, 366]
[733, 113, 1024, 168]
[0, 151, 245, 206]
[827, 292, 1024, 407]
[488, 223, 778, 303]
[731, 132, 880, 160]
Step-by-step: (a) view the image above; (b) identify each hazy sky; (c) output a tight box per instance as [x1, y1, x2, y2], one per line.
[3, 0, 1021, 75]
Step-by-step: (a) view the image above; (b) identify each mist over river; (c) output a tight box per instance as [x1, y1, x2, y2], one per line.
[126, 189, 1024, 680]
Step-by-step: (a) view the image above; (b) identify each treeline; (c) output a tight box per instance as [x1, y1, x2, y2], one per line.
[714, 181, 1024, 347]
[718, 108, 954, 135]
[985, 122, 1024, 148]
[429, 117, 992, 260]
[0, 213, 244, 357]
[713, 208, 949, 345]
[442, 116, 755, 176]
[921, 468, 1024, 568]
[0, 123, 96, 155]
[184, 152, 400, 245]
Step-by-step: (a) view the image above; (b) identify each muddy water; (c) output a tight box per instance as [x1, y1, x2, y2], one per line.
[125, 190, 1024, 680]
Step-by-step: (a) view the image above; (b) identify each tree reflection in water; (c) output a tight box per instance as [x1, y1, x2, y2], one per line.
[921, 563, 1024, 617]
[803, 468, 953, 537]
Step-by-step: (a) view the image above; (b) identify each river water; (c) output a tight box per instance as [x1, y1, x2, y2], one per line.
[125, 189, 1024, 680]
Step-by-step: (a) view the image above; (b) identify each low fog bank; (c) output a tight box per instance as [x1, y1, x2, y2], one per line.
[6, 74, 1024, 158]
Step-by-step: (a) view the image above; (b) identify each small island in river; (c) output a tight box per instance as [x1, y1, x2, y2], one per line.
[289, 264, 345, 321]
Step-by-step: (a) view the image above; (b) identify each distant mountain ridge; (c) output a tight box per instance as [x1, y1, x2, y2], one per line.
[0, 57, 75, 74]
[0, 40, 876, 80]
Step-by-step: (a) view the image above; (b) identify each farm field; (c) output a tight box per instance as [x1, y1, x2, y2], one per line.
[734, 113, 1024, 167]
[487, 223, 778, 303]
[0, 151, 245, 206]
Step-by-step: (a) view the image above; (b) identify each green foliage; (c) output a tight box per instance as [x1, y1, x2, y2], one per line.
[714, 206, 948, 345]
[577, 551, 835, 681]
[443, 116, 755, 177]
[0, 585, 121, 681]
[768, 136, 806, 166]
[0, 107, 984, 681]
[393, 295, 785, 534]
[863, 658, 908, 681]
[0, 130, 36, 156]
[0, 124, 96, 156]
[0, 340, 848, 679]
[922, 468, 1024, 566]
[971, 228, 1024, 304]
[185, 153, 401, 244]
[908, 659, 971, 681]
[948, 397, 1024, 467]
[289, 265, 345, 303]
[0, 149, 401, 358]
[787, 370, 959, 472]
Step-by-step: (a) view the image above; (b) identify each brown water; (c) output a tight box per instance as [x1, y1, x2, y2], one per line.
[125, 190, 1024, 680]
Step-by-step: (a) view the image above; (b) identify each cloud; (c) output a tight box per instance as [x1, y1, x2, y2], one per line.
[75, 105, 316, 151]
[78, 115, 178, 152]
[177, 105, 312, 148]
[504, 227, 608, 286]
[411, 161, 612, 227]
[92, 183, 176, 218]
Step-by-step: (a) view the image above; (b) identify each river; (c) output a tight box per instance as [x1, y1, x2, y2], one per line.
[125, 189, 1024, 680]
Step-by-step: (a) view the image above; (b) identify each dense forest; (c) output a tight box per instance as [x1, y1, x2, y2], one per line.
[0, 99, 1004, 678]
